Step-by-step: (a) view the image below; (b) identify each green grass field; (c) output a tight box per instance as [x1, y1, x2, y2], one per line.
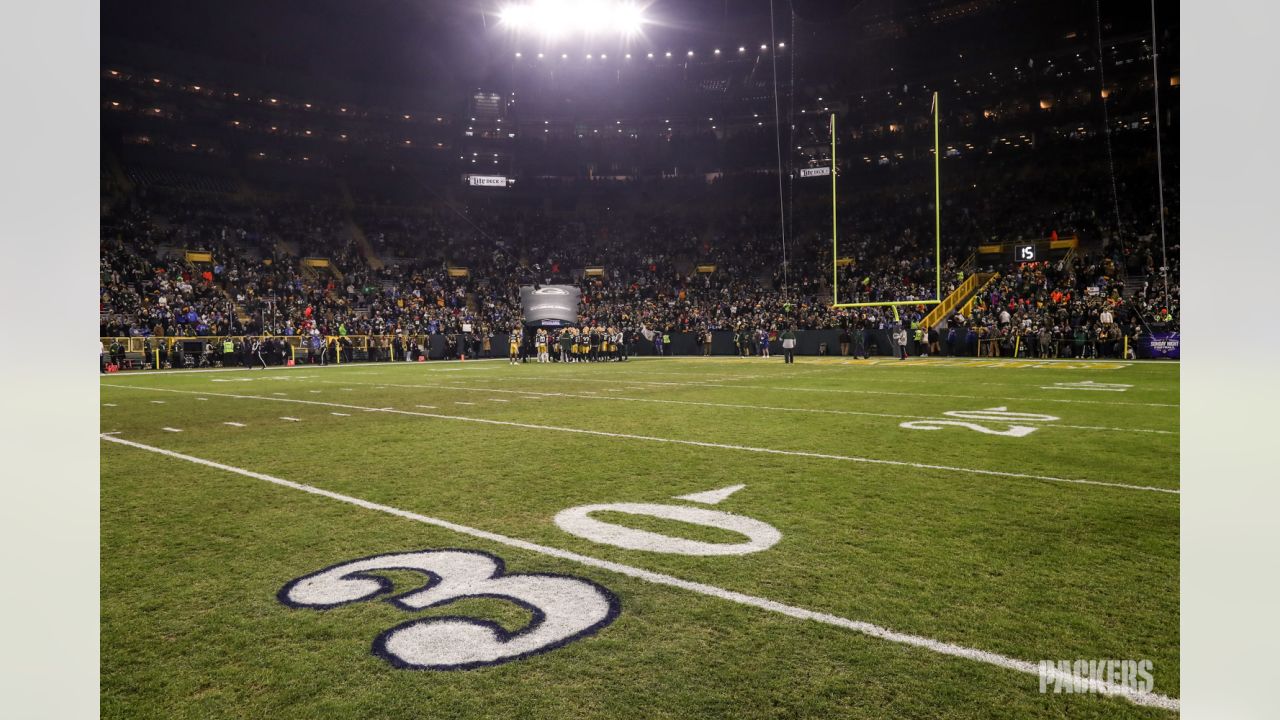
[100, 355, 1179, 719]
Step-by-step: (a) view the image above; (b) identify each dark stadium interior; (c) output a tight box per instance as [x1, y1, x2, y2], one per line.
[100, 0, 1179, 365]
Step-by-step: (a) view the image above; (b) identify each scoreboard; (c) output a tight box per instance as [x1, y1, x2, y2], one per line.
[1013, 244, 1037, 263]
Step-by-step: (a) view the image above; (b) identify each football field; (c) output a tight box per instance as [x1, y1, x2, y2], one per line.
[100, 356, 1179, 719]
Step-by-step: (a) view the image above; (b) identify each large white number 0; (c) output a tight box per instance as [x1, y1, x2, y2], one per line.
[279, 549, 620, 670]
[554, 501, 782, 556]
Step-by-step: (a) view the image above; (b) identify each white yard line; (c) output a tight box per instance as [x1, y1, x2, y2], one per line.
[346, 381, 1175, 436]
[467, 375, 1178, 408]
[100, 384, 1178, 494]
[161, 427, 182, 432]
[223, 422, 246, 427]
[330, 412, 350, 417]
[97, 433, 1179, 713]
[279, 417, 301, 422]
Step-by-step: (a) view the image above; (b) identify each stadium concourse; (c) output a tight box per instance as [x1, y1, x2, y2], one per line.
[96, 1, 1180, 718]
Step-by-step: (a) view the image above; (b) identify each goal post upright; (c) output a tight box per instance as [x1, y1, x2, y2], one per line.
[830, 112, 838, 308]
[933, 90, 941, 302]
[829, 93, 943, 310]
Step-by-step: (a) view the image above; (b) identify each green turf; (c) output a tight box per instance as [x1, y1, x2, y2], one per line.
[101, 356, 1179, 719]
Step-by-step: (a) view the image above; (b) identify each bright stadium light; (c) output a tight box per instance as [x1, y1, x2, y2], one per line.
[498, 1, 648, 38]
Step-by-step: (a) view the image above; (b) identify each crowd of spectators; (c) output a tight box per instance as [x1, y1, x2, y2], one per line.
[100, 155, 1179, 357]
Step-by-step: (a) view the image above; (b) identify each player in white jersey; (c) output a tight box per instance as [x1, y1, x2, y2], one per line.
[536, 329, 549, 363]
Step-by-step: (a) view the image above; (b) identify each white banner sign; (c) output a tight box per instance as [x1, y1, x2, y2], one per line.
[467, 175, 509, 187]
[798, 167, 831, 178]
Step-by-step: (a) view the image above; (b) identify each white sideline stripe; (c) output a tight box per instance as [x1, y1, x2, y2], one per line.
[100, 384, 1178, 494]
[353, 381, 1175, 436]
[96, 357, 507, 377]
[161, 427, 182, 432]
[330, 412, 351, 417]
[97, 433, 1179, 712]
[103, 403, 117, 407]
[481, 375, 1178, 409]
[224, 422, 246, 428]
[280, 417, 301, 422]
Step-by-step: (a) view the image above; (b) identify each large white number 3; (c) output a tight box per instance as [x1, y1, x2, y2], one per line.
[279, 549, 620, 670]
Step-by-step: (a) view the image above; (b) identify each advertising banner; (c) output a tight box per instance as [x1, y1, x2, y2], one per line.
[520, 285, 581, 325]
[798, 167, 831, 178]
[466, 175, 509, 187]
[1141, 332, 1180, 359]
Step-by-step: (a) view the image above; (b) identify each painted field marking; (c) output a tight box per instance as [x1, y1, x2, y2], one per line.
[674, 484, 746, 505]
[224, 422, 246, 428]
[272, 392, 288, 396]
[488, 399, 509, 403]
[161, 427, 182, 432]
[330, 412, 351, 417]
[196, 397, 209, 401]
[100, 384, 1179, 494]
[339, 381, 1173, 436]
[494, 375, 1177, 408]
[1043, 381, 1133, 392]
[103, 403, 117, 407]
[150, 400, 166, 404]
[454, 401, 475, 406]
[97, 434, 1179, 713]
[415, 405, 438, 410]
[341, 388, 354, 391]
[280, 417, 301, 422]
[554, 502, 781, 556]
[309, 390, 322, 394]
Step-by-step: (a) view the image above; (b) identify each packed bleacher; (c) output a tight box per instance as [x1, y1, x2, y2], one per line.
[100, 22, 1178, 364]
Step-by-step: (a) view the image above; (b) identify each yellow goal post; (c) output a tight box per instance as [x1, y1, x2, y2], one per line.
[830, 92, 943, 314]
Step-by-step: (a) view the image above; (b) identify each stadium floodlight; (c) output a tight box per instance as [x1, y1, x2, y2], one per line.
[498, 1, 647, 38]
